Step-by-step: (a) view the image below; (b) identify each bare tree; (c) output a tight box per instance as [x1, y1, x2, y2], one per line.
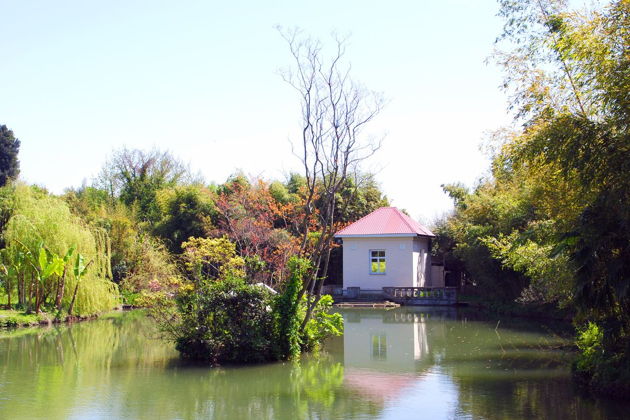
[279, 28, 385, 328]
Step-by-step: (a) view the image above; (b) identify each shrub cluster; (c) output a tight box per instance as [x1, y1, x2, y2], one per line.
[573, 322, 630, 398]
[175, 277, 276, 364]
[149, 253, 342, 365]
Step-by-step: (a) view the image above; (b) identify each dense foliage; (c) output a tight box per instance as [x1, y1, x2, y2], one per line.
[0, 125, 382, 363]
[0, 184, 119, 316]
[437, 0, 629, 396]
[150, 254, 342, 365]
[174, 277, 277, 363]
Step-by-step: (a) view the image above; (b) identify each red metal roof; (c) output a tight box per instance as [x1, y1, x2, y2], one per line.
[335, 207, 435, 237]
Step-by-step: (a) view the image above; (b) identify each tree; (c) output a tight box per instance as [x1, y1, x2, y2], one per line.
[180, 237, 246, 283]
[154, 185, 216, 253]
[96, 148, 200, 223]
[2, 184, 118, 315]
[0, 125, 20, 187]
[491, 0, 630, 394]
[214, 176, 299, 285]
[279, 28, 385, 329]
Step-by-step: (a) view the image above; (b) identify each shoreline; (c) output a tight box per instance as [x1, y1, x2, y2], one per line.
[0, 306, 127, 329]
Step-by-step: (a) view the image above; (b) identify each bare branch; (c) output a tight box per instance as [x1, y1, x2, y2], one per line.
[278, 28, 386, 329]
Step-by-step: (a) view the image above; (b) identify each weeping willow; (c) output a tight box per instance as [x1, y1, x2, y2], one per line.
[1, 184, 119, 316]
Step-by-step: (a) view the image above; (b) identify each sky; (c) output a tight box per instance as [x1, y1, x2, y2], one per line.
[0, 0, 514, 224]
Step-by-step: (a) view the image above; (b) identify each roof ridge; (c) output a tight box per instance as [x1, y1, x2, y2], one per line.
[394, 208, 418, 234]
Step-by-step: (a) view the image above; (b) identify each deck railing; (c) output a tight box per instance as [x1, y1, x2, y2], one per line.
[382, 287, 458, 305]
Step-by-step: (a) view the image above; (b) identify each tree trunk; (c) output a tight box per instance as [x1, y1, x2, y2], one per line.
[26, 275, 34, 314]
[56, 267, 68, 311]
[34, 279, 41, 314]
[5, 278, 11, 309]
[17, 273, 22, 307]
[68, 281, 80, 316]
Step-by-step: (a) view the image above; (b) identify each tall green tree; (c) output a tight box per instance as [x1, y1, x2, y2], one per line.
[154, 185, 216, 253]
[437, 0, 628, 394]
[496, 0, 630, 318]
[0, 125, 20, 187]
[491, 0, 629, 394]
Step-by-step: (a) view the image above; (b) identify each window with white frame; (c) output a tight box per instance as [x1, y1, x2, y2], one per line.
[370, 250, 386, 274]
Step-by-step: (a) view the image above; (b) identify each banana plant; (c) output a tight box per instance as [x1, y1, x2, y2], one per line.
[55, 245, 76, 311]
[68, 252, 92, 316]
[11, 240, 39, 312]
[28, 242, 65, 313]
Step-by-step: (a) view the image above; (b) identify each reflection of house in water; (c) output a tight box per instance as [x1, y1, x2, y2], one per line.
[342, 308, 456, 401]
[343, 308, 455, 372]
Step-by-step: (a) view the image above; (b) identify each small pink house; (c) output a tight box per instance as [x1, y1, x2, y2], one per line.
[334, 207, 439, 292]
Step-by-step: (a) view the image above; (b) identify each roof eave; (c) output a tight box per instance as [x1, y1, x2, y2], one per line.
[334, 233, 433, 238]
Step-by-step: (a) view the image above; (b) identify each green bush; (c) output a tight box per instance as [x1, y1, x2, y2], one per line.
[272, 256, 308, 359]
[300, 294, 343, 352]
[150, 253, 343, 365]
[575, 322, 603, 373]
[175, 277, 275, 364]
[573, 321, 630, 398]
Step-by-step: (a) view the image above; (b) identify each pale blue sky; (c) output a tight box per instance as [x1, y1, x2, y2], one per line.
[1, 0, 513, 222]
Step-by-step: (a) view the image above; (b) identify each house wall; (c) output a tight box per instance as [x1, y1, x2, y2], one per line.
[411, 237, 431, 287]
[342, 236, 431, 289]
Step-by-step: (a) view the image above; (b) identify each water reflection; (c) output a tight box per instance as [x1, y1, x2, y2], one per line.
[341, 309, 450, 408]
[344, 308, 455, 368]
[340, 307, 627, 420]
[0, 309, 627, 420]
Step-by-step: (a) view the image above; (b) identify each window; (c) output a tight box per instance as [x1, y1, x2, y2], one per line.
[370, 250, 386, 274]
[371, 334, 387, 360]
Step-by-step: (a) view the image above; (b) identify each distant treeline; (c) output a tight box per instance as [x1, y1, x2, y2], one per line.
[0, 146, 388, 316]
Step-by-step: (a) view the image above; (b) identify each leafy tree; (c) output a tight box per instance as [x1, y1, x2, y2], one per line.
[332, 174, 389, 226]
[180, 236, 246, 282]
[0, 125, 20, 187]
[438, 180, 532, 301]
[1, 184, 118, 315]
[96, 148, 199, 223]
[154, 185, 216, 253]
[437, 0, 630, 395]
[214, 176, 299, 284]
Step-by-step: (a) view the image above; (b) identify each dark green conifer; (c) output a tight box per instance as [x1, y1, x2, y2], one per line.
[0, 125, 20, 187]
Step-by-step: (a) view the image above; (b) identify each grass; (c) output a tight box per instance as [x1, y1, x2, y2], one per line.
[0, 309, 48, 328]
[0, 293, 53, 327]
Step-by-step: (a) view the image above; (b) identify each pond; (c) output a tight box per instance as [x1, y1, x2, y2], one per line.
[0, 308, 627, 420]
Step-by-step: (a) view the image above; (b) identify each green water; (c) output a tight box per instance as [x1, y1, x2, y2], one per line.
[0, 308, 627, 420]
